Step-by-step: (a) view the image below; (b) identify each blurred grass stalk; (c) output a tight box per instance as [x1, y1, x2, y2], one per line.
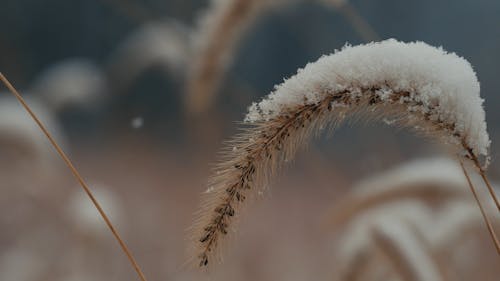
[0, 73, 149, 281]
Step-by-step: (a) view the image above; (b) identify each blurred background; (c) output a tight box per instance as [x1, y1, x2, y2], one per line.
[0, 0, 499, 280]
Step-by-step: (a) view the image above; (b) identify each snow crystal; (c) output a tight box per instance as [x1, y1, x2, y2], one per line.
[382, 118, 396, 125]
[245, 39, 489, 158]
[131, 117, 144, 129]
[32, 59, 107, 110]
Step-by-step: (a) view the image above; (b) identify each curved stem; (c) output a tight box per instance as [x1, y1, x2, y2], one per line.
[459, 160, 500, 256]
[0, 73, 148, 281]
[469, 152, 500, 213]
[480, 171, 500, 211]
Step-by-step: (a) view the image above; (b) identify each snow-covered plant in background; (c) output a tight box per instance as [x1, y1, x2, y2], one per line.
[0, 73, 148, 281]
[32, 59, 107, 111]
[333, 201, 438, 281]
[185, 0, 378, 115]
[0, 96, 66, 184]
[325, 158, 471, 228]
[371, 217, 444, 281]
[0, 59, 109, 184]
[328, 158, 499, 281]
[190, 39, 498, 266]
[107, 20, 190, 92]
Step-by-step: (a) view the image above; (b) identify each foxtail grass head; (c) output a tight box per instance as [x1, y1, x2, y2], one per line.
[245, 39, 489, 163]
[190, 39, 491, 267]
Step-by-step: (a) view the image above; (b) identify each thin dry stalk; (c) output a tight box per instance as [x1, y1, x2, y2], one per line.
[0, 73, 148, 281]
[468, 153, 500, 212]
[426, 200, 492, 250]
[459, 160, 500, 255]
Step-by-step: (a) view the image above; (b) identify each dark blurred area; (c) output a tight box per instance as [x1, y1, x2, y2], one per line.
[0, 0, 499, 280]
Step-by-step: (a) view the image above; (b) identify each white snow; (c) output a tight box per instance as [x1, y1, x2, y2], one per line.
[245, 39, 490, 159]
[32, 59, 107, 110]
[131, 116, 144, 129]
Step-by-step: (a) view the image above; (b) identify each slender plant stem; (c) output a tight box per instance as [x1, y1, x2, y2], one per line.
[0, 73, 148, 281]
[459, 160, 500, 256]
[470, 153, 500, 213]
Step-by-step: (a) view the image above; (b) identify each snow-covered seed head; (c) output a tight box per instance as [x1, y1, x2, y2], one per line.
[185, 0, 376, 115]
[246, 39, 489, 163]
[190, 39, 490, 267]
[107, 20, 190, 91]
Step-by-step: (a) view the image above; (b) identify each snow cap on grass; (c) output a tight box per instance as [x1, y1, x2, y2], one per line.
[32, 59, 107, 110]
[246, 39, 489, 161]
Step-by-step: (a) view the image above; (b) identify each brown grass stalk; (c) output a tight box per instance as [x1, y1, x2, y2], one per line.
[468, 152, 500, 212]
[459, 160, 500, 255]
[0, 73, 148, 281]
